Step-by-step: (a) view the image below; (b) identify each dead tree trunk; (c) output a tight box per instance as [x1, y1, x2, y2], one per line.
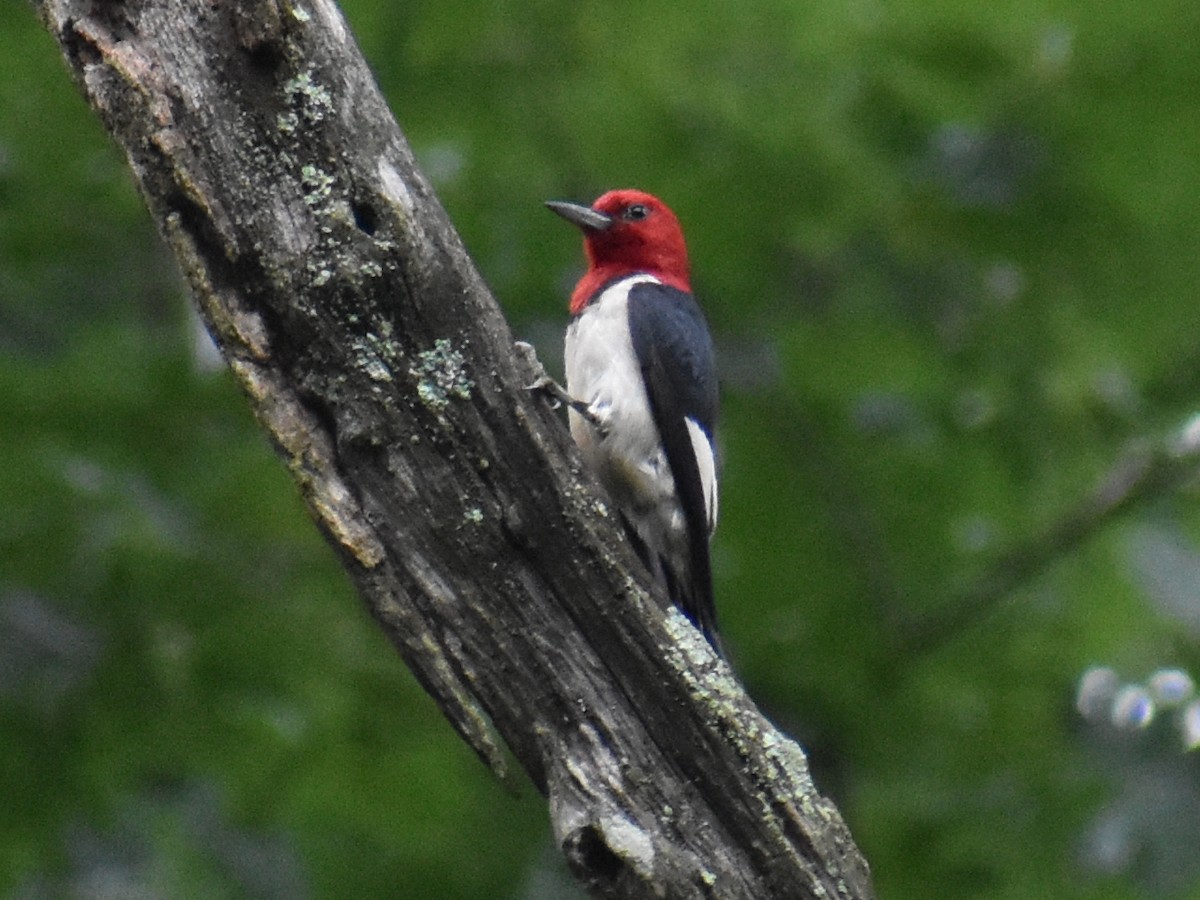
[34, 1, 875, 896]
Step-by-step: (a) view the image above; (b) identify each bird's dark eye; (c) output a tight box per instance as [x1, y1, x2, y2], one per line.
[623, 204, 649, 221]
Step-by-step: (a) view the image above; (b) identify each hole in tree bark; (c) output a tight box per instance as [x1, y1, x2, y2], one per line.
[567, 824, 626, 885]
[244, 41, 285, 73]
[351, 200, 379, 236]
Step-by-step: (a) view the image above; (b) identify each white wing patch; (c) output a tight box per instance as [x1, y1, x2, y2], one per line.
[686, 417, 718, 535]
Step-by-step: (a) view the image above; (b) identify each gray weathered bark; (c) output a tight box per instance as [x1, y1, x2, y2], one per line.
[34, 0, 875, 896]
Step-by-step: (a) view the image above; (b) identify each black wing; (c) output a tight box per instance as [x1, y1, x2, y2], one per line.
[627, 281, 721, 649]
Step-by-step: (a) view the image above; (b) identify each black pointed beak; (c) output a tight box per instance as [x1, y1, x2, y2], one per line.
[545, 200, 613, 233]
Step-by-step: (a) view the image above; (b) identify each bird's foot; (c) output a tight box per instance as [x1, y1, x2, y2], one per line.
[529, 374, 606, 431]
[514, 341, 606, 432]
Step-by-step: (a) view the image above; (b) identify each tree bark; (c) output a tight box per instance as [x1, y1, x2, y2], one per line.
[33, 1, 875, 896]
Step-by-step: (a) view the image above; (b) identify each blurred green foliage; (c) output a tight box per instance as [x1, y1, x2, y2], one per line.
[3, 0, 1200, 896]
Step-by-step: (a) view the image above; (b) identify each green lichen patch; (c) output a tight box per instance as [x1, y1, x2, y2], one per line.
[348, 331, 407, 384]
[300, 164, 335, 208]
[283, 69, 333, 123]
[409, 338, 475, 411]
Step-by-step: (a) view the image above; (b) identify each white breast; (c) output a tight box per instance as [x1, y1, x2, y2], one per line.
[565, 275, 660, 468]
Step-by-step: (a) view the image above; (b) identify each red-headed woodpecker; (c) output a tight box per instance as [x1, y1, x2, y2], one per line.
[546, 189, 720, 650]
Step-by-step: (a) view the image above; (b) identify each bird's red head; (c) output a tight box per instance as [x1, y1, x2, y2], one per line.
[547, 189, 691, 315]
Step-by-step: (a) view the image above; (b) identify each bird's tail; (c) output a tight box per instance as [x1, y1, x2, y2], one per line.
[621, 515, 722, 656]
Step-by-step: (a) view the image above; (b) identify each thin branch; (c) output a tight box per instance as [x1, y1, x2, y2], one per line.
[903, 420, 1200, 655]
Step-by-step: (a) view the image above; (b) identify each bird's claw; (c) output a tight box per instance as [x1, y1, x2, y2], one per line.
[525, 373, 566, 409]
[514, 342, 607, 431]
[531, 376, 604, 430]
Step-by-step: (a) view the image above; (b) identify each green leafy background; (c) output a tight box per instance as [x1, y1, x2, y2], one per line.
[4, 0, 1200, 897]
